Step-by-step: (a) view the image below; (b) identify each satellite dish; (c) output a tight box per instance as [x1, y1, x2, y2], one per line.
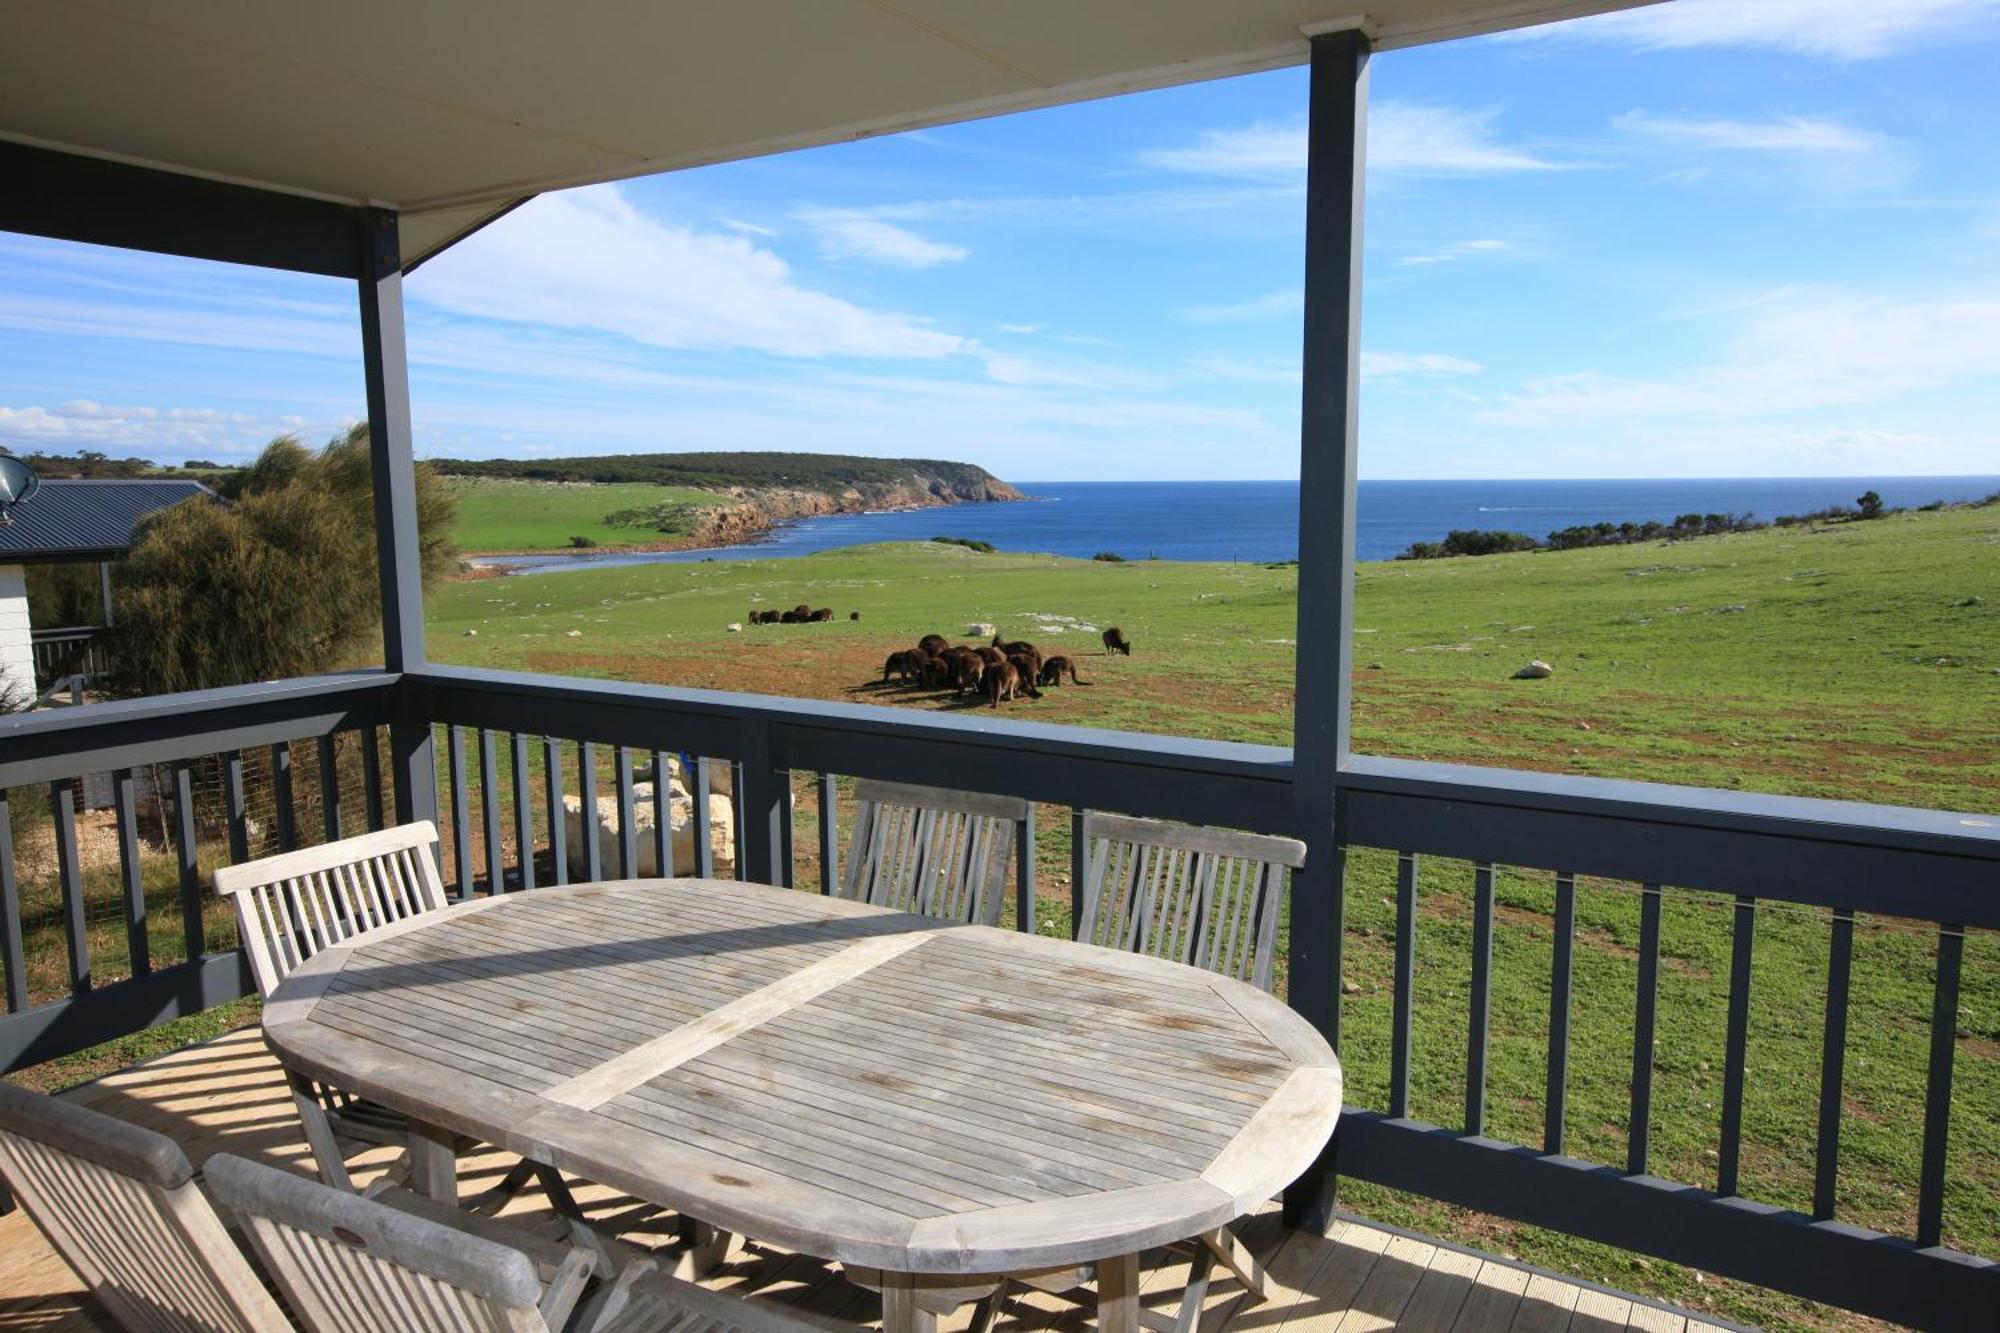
[0, 453, 39, 525]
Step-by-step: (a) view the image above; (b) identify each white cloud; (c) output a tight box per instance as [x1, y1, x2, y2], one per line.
[411, 186, 964, 359]
[1398, 239, 1510, 267]
[719, 218, 775, 237]
[999, 322, 1047, 334]
[1482, 292, 2000, 427]
[1614, 112, 1884, 154]
[802, 210, 969, 268]
[1140, 102, 1563, 180]
[1361, 351, 1485, 380]
[1181, 289, 1303, 323]
[0, 399, 324, 457]
[1511, 0, 1998, 61]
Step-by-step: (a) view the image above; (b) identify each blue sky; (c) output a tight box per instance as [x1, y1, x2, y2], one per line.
[2, 0, 1998, 481]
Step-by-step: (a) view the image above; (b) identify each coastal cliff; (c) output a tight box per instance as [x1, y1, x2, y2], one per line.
[691, 469, 1023, 545]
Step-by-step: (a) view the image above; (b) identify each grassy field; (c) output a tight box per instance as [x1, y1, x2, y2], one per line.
[419, 504, 1999, 1330]
[445, 476, 724, 552]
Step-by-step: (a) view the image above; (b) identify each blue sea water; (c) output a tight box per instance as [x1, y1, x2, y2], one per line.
[477, 476, 2000, 573]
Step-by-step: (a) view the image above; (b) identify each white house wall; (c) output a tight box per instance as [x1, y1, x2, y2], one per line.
[0, 564, 33, 707]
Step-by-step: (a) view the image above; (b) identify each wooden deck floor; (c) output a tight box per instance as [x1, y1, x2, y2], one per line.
[0, 1030, 1737, 1333]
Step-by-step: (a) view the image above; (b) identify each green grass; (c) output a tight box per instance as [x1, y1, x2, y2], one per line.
[418, 503, 1998, 1330]
[445, 476, 725, 552]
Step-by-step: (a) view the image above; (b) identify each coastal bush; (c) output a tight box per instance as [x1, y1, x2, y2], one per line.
[1856, 489, 1886, 519]
[603, 501, 705, 533]
[931, 536, 995, 553]
[1398, 529, 1540, 560]
[568, 535, 598, 548]
[1092, 551, 1127, 562]
[107, 425, 456, 695]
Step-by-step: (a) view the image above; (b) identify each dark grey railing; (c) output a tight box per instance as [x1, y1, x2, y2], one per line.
[0, 664, 1993, 1327]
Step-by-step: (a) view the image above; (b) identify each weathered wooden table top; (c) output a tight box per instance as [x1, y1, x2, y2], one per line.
[262, 878, 1342, 1275]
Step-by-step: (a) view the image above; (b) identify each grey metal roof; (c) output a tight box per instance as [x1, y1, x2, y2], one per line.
[0, 478, 214, 564]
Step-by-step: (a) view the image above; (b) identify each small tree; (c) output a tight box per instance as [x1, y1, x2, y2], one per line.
[1856, 489, 1885, 519]
[107, 426, 456, 694]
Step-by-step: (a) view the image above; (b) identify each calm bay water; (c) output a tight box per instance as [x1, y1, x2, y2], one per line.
[478, 476, 2000, 573]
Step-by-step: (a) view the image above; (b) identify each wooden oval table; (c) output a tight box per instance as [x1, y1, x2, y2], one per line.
[261, 879, 1342, 1332]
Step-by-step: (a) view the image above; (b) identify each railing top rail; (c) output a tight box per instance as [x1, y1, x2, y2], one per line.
[1342, 754, 2000, 864]
[27, 626, 101, 641]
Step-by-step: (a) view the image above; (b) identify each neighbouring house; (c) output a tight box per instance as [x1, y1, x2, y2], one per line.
[0, 477, 213, 701]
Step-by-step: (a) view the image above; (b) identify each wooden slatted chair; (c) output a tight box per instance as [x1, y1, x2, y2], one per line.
[215, 821, 561, 1210]
[0, 1082, 292, 1332]
[1077, 813, 1306, 993]
[838, 779, 1028, 926]
[208, 1152, 823, 1333]
[1057, 815, 1307, 1333]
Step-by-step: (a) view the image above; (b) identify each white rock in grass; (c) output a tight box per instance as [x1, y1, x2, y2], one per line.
[1512, 659, 1555, 679]
[966, 622, 997, 638]
[563, 781, 735, 878]
[726, 622, 743, 632]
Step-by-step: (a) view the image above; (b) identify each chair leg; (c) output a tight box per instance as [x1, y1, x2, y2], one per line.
[1173, 1246, 1217, 1333]
[1200, 1227, 1269, 1303]
[287, 1073, 354, 1193]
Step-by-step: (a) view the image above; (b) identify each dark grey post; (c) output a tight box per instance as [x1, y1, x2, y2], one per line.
[738, 720, 787, 887]
[358, 208, 438, 825]
[98, 561, 113, 627]
[1283, 25, 1369, 1236]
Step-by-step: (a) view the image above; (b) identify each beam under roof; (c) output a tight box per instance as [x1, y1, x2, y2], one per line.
[2, 0, 1659, 269]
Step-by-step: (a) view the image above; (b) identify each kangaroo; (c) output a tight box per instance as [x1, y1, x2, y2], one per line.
[1006, 654, 1045, 698]
[980, 659, 1023, 707]
[1038, 655, 1090, 687]
[809, 608, 834, 622]
[882, 649, 925, 683]
[947, 653, 984, 695]
[917, 634, 949, 656]
[1102, 626, 1132, 656]
[972, 644, 1005, 666]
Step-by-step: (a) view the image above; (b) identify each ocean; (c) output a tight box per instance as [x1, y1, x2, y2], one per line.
[476, 476, 2000, 573]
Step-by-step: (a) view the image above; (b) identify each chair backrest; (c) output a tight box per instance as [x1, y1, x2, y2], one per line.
[207, 1152, 548, 1333]
[0, 1082, 291, 1333]
[1078, 813, 1306, 991]
[838, 779, 1028, 926]
[215, 821, 449, 996]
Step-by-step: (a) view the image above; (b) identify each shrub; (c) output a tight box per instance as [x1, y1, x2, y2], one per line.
[568, 535, 598, 548]
[1856, 489, 1885, 519]
[1092, 551, 1126, 562]
[931, 536, 995, 553]
[108, 426, 457, 695]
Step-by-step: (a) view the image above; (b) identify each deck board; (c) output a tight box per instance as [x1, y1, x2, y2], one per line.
[0, 1029, 1739, 1332]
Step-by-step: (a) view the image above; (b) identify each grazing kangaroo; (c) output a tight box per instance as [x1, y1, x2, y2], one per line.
[1006, 654, 1045, 698]
[1102, 626, 1132, 656]
[882, 649, 925, 683]
[947, 653, 984, 694]
[972, 644, 1005, 666]
[1038, 655, 1090, 687]
[810, 607, 834, 622]
[917, 634, 949, 656]
[981, 659, 1024, 706]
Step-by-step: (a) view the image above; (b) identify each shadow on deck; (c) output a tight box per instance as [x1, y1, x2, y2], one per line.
[0, 1030, 1736, 1333]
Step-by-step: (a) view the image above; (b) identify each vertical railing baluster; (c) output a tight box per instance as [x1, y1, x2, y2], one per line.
[172, 762, 203, 959]
[1629, 883, 1662, 1175]
[1465, 861, 1495, 1136]
[361, 727, 385, 831]
[1070, 809, 1090, 936]
[317, 735, 343, 843]
[447, 727, 472, 899]
[615, 747, 637, 879]
[817, 773, 838, 894]
[730, 760, 749, 882]
[652, 750, 673, 878]
[578, 743, 603, 881]
[1015, 803, 1036, 933]
[270, 743, 297, 852]
[511, 732, 535, 890]
[545, 738, 569, 886]
[1916, 923, 1965, 1249]
[1389, 851, 1418, 1120]
[113, 768, 148, 976]
[692, 757, 713, 880]
[1717, 894, 1758, 1196]
[0, 791, 28, 1012]
[479, 729, 503, 892]
[51, 782, 89, 993]
[222, 751, 249, 863]
[1814, 907, 1856, 1220]
[1546, 871, 1576, 1155]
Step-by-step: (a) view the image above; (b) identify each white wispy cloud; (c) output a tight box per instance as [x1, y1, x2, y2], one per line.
[1140, 102, 1564, 180]
[1482, 292, 2000, 426]
[1508, 0, 1998, 61]
[801, 210, 969, 268]
[0, 399, 324, 457]
[719, 218, 776, 237]
[1398, 239, 1510, 267]
[1614, 111, 1884, 154]
[999, 322, 1047, 334]
[411, 186, 964, 359]
[1361, 351, 1485, 380]
[1181, 289, 1302, 323]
